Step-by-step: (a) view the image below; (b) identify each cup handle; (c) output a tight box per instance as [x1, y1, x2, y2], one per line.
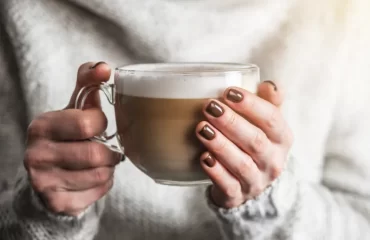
[74, 82, 123, 154]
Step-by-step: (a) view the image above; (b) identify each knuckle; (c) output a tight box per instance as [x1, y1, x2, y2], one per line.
[24, 148, 38, 168]
[92, 181, 113, 203]
[213, 137, 228, 155]
[24, 141, 56, 169]
[45, 194, 65, 213]
[27, 117, 49, 139]
[77, 62, 91, 76]
[77, 63, 86, 74]
[236, 157, 253, 177]
[266, 108, 281, 130]
[224, 112, 237, 128]
[24, 147, 44, 169]
[250, 182, 264, 196]
[29, 170, 46, 193]
[94, 179, 114, 201]
[224, 182, 242, 198]
[269, 162, 283, 181]
[243, 94, 256, 109]
[105, 179, 114, 192]
[250, 129, 269, 154]
[87, 142, 106, 166]
[100, 168, 112, 183]
[78, 115, 96, 138]
[92, 168, 108, 183]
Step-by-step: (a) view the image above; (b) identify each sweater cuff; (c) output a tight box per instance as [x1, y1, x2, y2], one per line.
[28, 182, 103, 223]
[13, 173, 106, 229]
[206, 161, 298, 225]
[206, 181, 278, 221]
[205, 156, 299, 239]
[206, 154, 298, 222]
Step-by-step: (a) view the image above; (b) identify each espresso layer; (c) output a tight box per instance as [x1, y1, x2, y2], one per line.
[115, 94, 216, 182]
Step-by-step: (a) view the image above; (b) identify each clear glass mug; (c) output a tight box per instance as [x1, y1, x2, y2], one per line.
[75, 63, 260, 186]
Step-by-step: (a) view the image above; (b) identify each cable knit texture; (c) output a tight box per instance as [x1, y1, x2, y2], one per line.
[1, 0, 370, 239]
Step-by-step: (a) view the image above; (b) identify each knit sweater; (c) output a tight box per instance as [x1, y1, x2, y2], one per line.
[1, 0, 370, 239]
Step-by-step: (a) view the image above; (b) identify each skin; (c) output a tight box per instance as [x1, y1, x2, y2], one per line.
[197, 82, 293, 208]
[25, 62, 121, 216]
[24, 62, 293, 215]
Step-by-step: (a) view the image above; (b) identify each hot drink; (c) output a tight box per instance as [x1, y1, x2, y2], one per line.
[76, 63, 260, 185]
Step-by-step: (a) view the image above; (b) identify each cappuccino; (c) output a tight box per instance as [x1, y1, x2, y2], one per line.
[113, 63, 260, 185]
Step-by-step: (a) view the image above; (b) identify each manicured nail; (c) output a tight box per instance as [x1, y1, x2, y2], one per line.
[199, 125, 216, 140]
[90, 61, 106, 69]
[203, 154, 216, 168]
[227, 89, 243, 103]
[121, 154, 126, 162]
[206, 101, 224, 118]
[263, 80, 278, 91]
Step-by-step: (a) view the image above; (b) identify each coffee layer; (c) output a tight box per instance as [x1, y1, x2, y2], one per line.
[115, 94, 215, 182]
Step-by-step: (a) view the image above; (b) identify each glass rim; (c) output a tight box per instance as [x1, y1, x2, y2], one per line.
[115, 62, 258, 75]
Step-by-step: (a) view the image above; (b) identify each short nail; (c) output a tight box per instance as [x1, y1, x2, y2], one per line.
[121, 154, 126, 162]
[203, 154, 216, 168]
[90, 61, 106, 69]
[206, 101, 224, 118]
[199, 125, 216, 140]
[263, 80, 278, 91]
[227, 89, 243, 103]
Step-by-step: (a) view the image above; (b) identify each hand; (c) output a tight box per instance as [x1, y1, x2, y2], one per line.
[24, 62, 122, 216]
[196, 81, 293, 208]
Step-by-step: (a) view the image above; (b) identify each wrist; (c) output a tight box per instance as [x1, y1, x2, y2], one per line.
[206, 183, 277, 219]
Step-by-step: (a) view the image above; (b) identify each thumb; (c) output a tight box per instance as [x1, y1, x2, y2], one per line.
[257, 80, 284, 107]
[66, 61, 111, 109]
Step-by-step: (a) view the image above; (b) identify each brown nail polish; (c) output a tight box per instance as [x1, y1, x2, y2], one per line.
[206, 101, 224, 118]
[227, 89, 243, 103]
[203, 154, 216, 167]
[199, 125, 216, 140]
[90, 61, 106, 69]
[263, 80, 278, 91]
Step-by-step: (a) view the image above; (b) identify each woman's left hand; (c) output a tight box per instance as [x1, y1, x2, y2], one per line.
[196, 81, 293, 209]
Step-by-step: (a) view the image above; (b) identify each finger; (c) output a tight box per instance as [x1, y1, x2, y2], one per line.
[42, 179, 113, 216]
[66, 61, 111, 109]
[27, 108, 107, 141]
[223, 87, 288, 143]
[257, 80, 283, 107]
[58, 167, 114, 191]
[200, 152, 245, 208]
[196, 122, 260, 189]
[26, 140, 122, 170]
[203, 99, 272, 170]
[30, 166, 114, 192]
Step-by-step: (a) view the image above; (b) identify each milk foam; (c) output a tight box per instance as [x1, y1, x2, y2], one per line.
[115, 63, 260, 99]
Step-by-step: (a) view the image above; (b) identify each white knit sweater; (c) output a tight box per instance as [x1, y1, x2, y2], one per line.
[1, 0, 370, 239]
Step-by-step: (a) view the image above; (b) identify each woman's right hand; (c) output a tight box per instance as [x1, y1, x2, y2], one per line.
[24, 62, 122, 216]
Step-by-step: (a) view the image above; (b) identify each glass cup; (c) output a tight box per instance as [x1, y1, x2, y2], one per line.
[75, 63, 260, 186]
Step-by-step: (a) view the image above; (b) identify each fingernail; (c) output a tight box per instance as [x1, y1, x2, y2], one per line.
[121, 154, 126, 162]
[90, 61, 106, 69]
[199, 125, 216, 140]
[263, 80, 278, 91]
[202, 154, 216, 168]
[227, 89, 243, 103]
[206, 101, 224, 118]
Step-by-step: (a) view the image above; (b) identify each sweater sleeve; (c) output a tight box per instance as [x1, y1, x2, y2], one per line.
[206, 3, 370, 239]
[0, 172, 107, 240]
[0, 19, 105, 240]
